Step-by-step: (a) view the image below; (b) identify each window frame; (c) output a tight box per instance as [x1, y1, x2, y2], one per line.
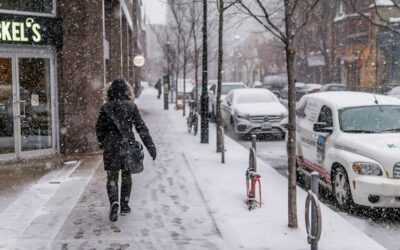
[0, 0, 57, 17]
[317, 105, 334, 128]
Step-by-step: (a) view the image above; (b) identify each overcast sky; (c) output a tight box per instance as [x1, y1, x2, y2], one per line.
[144, 0, 167, 24]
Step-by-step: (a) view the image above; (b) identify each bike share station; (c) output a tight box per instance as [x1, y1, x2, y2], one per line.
[244, 134, 322, 249]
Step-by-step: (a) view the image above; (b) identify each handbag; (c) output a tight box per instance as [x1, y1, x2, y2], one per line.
[104, 105, 144, 174]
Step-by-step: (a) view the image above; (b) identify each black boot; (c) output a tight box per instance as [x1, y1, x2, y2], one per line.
[120, 170, 132, 215]
[109, 202, 119, 222]
[107, 171, 119, 221]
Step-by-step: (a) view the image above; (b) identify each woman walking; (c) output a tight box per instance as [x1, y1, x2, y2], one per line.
[96, 79, 156, 222]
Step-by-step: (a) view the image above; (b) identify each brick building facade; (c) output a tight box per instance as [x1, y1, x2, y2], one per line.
[0, 0, 146, 160]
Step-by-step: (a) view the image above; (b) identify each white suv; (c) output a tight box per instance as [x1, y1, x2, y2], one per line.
[208, 82, 246, 119]
[296, 92, 400, 209]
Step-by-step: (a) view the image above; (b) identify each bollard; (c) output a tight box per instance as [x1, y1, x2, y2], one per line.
[310, 172, 320, 250]
[251, 134, 257, 151]
[221, 127, 225, 164]
[249, 147, 257, 172]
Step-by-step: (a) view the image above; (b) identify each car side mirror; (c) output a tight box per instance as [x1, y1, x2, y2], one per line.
[313, 122, 333, 133]
[227, 100, 231, 106]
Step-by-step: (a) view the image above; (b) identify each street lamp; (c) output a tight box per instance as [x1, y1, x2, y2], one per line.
[164, 41, 172, 110]
[201, 0, 209, 144]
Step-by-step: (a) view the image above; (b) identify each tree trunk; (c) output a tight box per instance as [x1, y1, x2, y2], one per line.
[216, 0, 224, 153]
[194, 49, 199, 106]
[285, 0, 298, 229]
[175, 39, 181, 106]
[183, 49, 187, 117]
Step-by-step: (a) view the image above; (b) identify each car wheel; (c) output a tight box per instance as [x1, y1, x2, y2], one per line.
[333, 167, 354, 211]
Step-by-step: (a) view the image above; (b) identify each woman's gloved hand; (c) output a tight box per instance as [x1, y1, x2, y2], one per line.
[149, 147, 157, 161]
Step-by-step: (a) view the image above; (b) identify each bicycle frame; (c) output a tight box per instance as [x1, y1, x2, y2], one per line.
[246, 169, 262, 210]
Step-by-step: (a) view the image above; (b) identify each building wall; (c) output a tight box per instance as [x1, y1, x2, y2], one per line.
[57, 0, 105, 154]
[58, 0, 140, 155]
[105, 0, 122, 83]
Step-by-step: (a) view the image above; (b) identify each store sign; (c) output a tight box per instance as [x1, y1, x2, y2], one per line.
[134, 55, 145, 67]
[0, 14, 63, 48]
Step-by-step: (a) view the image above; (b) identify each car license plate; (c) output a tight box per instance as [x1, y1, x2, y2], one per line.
[261, 123, 272, 130]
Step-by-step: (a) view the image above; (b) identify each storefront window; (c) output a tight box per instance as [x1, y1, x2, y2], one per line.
[0, 0, 54, 14]
[19, 58, 52, 151]
[0, 58, 14, 154]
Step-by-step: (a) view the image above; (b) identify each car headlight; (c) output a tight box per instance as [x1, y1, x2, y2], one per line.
[235, 113, 249, 120]
[281, 112, 288, 118]
[352, 162, 383, 176]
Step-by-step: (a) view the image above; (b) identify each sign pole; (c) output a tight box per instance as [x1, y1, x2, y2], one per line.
[163, 75, 170, 110]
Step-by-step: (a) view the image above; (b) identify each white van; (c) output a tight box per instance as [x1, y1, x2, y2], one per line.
[296, 92, 400, 209]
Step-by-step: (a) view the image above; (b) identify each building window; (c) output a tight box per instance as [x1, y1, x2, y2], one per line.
[385, 46, 400, 83]
[0, 0, 54, 14]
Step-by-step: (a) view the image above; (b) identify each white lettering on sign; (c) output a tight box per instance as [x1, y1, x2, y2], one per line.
[0, 18, 41, 43]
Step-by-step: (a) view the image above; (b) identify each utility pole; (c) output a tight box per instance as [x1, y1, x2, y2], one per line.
[132, 0, 140, 97]
[200, 0, 209, 144]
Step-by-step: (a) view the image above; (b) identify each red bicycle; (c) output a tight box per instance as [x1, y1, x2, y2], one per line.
[246, 169, 262, 210]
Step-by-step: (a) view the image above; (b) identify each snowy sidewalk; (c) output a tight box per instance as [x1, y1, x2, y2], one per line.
[141, 89, 385, 250]
[0, 88, 386, 250]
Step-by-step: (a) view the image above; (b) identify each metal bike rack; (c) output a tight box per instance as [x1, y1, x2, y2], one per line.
[305, 172, 322, 250]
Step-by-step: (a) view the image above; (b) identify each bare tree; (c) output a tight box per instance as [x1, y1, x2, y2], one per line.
[295, 0, 337, 83]
[215, 0, 238, 153]
[235, 0, 320, 228]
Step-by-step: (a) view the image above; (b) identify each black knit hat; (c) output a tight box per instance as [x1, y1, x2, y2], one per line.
[107, 79, 130, 101]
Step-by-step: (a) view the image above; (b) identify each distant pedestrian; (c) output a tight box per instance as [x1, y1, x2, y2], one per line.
[155, 79, 162, 99]
[96, 79, 156, 222]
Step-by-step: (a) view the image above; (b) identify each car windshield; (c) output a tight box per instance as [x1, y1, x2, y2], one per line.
[325, 85, 347, 91]
[236, 92, 276, 104]
[222, 84, 245, 95]
[340, 105, 400, 133]
[390, 87, 400, 95]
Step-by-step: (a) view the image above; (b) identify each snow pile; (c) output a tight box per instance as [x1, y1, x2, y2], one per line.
[371, 0, 395, 7]
[390, 17, 400, 23]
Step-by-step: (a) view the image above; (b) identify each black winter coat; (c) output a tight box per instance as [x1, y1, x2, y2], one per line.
[96, 100, 156, 171]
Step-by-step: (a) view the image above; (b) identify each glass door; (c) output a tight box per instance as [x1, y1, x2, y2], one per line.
[0, 55, 16, 158]
[0, 50, 56, 160]
[17, 55, 54, 155]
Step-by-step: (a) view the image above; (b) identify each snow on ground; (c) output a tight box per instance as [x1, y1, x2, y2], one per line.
[145, 88, 385, 249]
[0, 88, 387, 249]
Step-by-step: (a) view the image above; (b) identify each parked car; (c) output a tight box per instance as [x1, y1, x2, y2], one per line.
[280, 83, 322, 107]
[296, 91, 400, 209]
[177, 79, 195, 99]
[319, 83, 348, 92]
[221, 88, 288, 139]
[262, 74, 288, 92]
[208, 82, 246, 119]
[388, 86, 400, 99]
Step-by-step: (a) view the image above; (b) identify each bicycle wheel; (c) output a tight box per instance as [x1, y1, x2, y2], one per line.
[187, 117, 192, 133]
[193, 115, 198, 136]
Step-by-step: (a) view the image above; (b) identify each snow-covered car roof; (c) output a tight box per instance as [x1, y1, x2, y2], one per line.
[307, 91, 400, 109]
[221, 82, 246, 86]
[231, 88, 275, 97]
